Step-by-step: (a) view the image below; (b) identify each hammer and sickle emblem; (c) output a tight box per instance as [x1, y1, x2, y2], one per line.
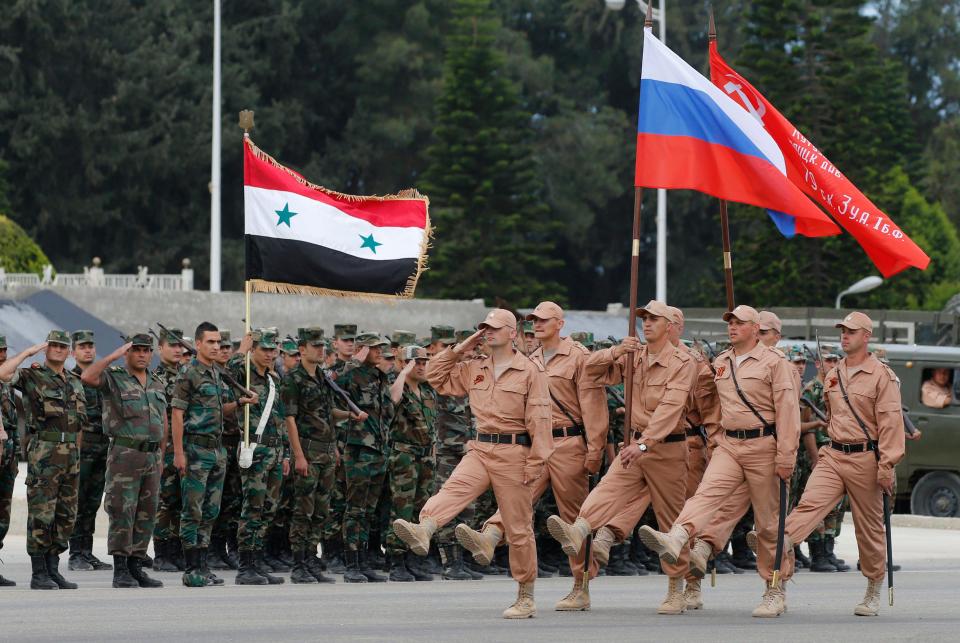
[723, 76, 766, 125]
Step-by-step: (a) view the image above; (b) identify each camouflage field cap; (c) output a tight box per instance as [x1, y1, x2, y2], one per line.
[356, 332, 390, 348]
[522, 320, 535, 335]
[570, 331, 595, 348]
[595, 338, 614, 350]
[71, 330, 95, 345]
[252, 328, 279, 349]
[455, 330, 474, 343]
[0, 335, 6, 349]
[218, 330, 232, 347]
[128, 333, 154, 348]
[280, 339, 300, 355]
[160, 327, 185, 345]
[299, 327, 326, 347]
[788, 345, 807, 362]
[334, 324, 357, 340]
[391, 330, 417, 347]
[821, 344, 841, 360]
[46, 330, 71, 346]
[430, 325, 456, 345]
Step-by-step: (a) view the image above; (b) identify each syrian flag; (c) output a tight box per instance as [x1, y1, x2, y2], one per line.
[244, 138, 430, 297]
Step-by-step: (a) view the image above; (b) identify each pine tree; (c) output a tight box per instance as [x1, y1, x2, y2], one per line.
[418, 0, 564, 306]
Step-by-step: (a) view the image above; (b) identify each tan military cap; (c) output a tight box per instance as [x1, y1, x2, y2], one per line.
[526, 301, 564, 321]
[665, 305, 684, 324]
[637, 300, 680, 324]
[836, 311, 873, 332]
[758, 311, 782, 332]
[722, 305, 760, 324]
[478, 309, 517, 330]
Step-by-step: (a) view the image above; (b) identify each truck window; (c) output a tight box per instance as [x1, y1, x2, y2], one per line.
[920, 367, 958, 409]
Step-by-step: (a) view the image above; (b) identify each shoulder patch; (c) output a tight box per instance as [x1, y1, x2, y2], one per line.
[110, 366, 124, 372]
[882, 364, 898, 381]
[31, 362, 41, 369]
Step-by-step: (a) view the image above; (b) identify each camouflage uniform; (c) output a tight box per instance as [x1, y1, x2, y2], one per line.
[212, 333, 242, 559]
[70, 330, 109, 566]
[336, 338, 395, 555]
[231, 348, 287, 554]
[0, 349, 18, 552]
[171, 358, 226, 551]
[791, 378, 821, 512]
[152, 359, 183, 543]
[98, 358, 166, 557]
[12, 340, 87, 555]
[282, 346, 338, 556]
[433, 392, 475, 544]
[321, 324, 357, 548]
[802, 378, 847, 545]
[384, 381, 437, 556]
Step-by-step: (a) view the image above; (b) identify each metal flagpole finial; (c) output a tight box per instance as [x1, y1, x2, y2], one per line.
[644, 1, 654, 28]
[708, 8, 717, 42]
[239, 110, 255, 134]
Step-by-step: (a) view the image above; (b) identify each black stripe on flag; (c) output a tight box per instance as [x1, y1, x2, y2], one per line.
[245, 235, 418, 296]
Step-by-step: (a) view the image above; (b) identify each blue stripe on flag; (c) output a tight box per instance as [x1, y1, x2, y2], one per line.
[638, 79, 775, 168]
[766, 210, 797, 238]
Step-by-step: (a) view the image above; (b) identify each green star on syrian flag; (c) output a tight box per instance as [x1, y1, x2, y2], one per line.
[359, 233, 382, 254]
[275, 203, 297, 227]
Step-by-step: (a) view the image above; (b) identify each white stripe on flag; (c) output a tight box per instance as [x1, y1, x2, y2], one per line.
[641, 29, 786, 174]
[244, 186, 424, 262]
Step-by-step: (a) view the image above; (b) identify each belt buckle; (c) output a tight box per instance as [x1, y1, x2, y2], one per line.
[60, 432, 67, 443]
[841, 443, 853, 454]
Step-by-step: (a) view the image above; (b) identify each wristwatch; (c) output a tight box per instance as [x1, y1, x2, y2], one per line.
[637, 442, 648, 453]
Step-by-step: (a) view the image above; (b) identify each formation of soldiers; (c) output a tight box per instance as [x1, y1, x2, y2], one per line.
[0, 303, 905, 622]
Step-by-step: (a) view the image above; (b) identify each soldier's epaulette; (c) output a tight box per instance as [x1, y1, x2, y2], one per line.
[717, 347, 734, 360]
[673, 345, 692, 363]
[570, 341, 591, 355]
[882, 364, 898, 381]
[770, 346, 787, 359]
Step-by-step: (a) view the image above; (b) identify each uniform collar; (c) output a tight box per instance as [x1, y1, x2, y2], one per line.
[481, 350, 527, 374]
[731, 342, 765, 364]
[530, 336, 571, 364]
[643, 342, 675, 367]
[841, 354, 876, 375]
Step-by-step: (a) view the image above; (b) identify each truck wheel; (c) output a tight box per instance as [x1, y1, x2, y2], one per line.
[910, 472, 960, 518]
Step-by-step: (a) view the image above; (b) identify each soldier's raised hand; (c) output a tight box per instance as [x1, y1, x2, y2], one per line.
[453, 329, 484, 354]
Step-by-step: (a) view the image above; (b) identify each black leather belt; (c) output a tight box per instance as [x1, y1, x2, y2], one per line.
[552, 426, 584, 439]
[725, 427, 776, 440]
[183, 434, 221, 448]
[685, 427, 702, 438]
[221, 434, 241, 447]
[477, 432, 531, 446]
[112, 436, 161, 452]
[830, 440, 876, 454]
[299, 436, 335, 451]
[81, 431, 109, 444]
[633, 431, 686, 443]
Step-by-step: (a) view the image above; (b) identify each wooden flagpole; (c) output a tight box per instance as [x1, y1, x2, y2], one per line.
[240, 110, 255, 449]
[708, 11, 736, 311]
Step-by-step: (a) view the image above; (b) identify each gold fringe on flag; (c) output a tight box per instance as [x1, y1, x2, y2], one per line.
[245, 135, 432, 299]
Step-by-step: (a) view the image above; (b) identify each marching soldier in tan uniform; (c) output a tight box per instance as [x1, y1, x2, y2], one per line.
[546, 300, 696, 614]
[639, 305, 799, 618]
[777, 312, 905, 616]
[393, 309, 553, 618]
[455, 302, 608, 611]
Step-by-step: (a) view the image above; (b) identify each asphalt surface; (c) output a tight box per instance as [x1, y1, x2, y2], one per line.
[0, 525, 957, 642]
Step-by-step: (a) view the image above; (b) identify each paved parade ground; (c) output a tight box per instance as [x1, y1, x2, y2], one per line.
[0, 523, 957, 642]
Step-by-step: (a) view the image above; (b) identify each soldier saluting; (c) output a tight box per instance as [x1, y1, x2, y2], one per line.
[81, 334, 167, 589]
[0, 331, 87, 590]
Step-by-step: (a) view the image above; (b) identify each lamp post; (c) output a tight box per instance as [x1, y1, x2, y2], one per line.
[835, 276, 883, 309]
[606, 0, 667, 301]
[209, 0, 222, 292]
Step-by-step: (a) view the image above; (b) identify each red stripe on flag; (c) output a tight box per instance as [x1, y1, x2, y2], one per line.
[635, 133, 839, 237]
[243, 143, 427, 229]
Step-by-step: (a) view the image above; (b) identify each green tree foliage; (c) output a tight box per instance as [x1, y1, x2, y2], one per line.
[0, 214, 50, 274]
[418, 0, 564, 306]
[0, 0, 955, 309]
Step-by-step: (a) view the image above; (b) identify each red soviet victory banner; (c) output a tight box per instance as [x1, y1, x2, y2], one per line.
[709, 42, 930, 277]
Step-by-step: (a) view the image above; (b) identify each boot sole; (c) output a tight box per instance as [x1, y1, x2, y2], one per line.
[503, 610, 537, 619]
[555, 604, 590, 611]
[546, 516, 582, 558]
[636, 527, 679, 565]
[455, 524, 494, 566]
[393, 522, 429, 556]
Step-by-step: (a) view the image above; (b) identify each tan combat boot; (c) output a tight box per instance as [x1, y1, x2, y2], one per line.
[684, 578, 704, 610]
[554, 577, 590, 611]
[752, 583, 786, 618]
[503, 581, 536, 619]
[392, 517, 438, 556]
[688, 538, 712, 579]
[455, 523, 502, 566]
[657, 576, 687, 615]
[546, 515, 591, 558]
[592, 527, 616, 567]
[637, 524, 689, 565]
[854, 578, 882, 616]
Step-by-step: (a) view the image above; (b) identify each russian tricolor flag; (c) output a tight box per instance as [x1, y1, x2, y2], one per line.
[635, 29, 840, 238]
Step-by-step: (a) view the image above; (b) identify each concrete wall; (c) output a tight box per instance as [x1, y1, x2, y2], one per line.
[24, 286, 489, 337]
